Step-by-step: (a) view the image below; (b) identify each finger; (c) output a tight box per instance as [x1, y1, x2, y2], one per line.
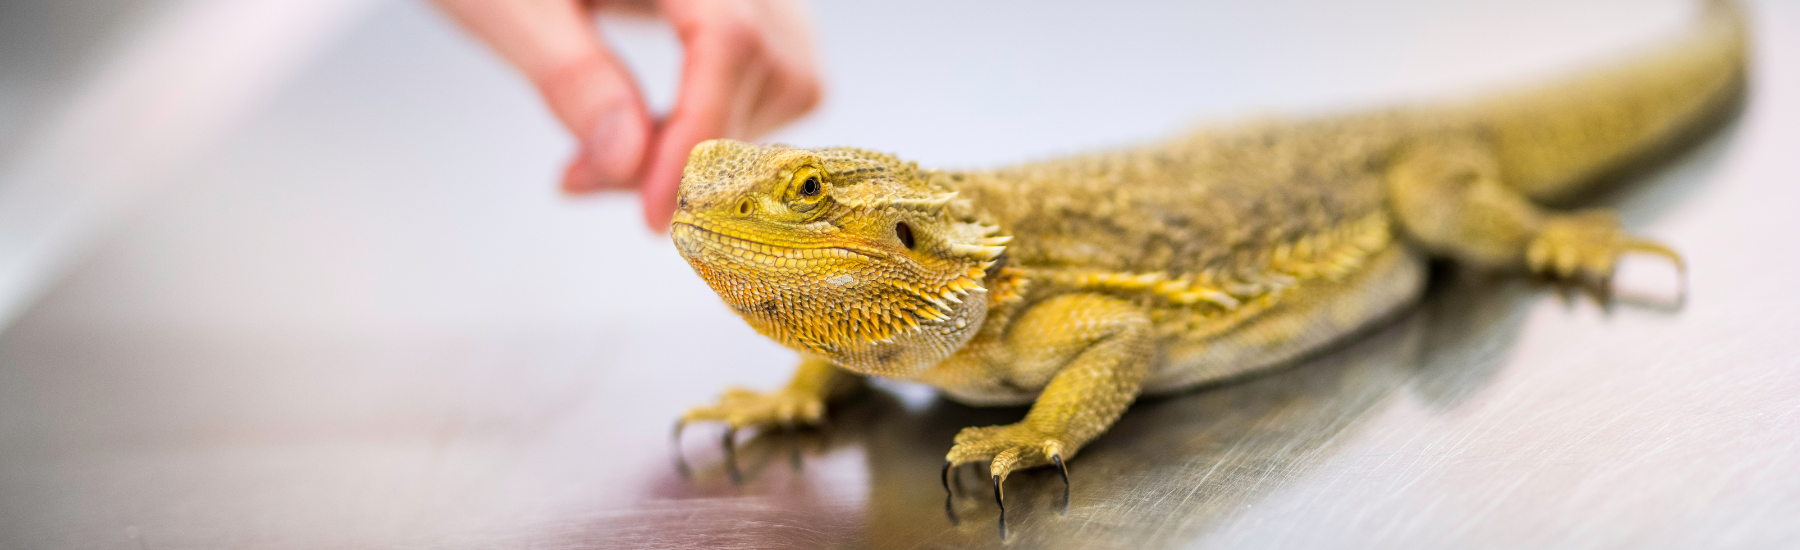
[640, 0, 824, 231]
[549, 48, 653, 193]
[432, 0, 652, 191]
[732, 0, 824, 137]
[637, 6, 759, 230]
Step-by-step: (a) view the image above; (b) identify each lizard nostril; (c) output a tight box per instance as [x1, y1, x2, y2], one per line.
[738, 199, 752, 215]
[896, 222, 916, 249]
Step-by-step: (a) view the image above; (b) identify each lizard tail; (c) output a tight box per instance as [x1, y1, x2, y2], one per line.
[1466, 0, 1749, 203]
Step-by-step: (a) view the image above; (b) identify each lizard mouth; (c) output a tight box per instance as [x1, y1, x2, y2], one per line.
[670, 222, 878, 267]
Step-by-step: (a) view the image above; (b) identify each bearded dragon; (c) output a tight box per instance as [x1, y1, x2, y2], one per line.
[668, 0, 1746, 511]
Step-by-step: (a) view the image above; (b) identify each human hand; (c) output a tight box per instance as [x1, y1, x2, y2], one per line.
[431, 0, 823, 230]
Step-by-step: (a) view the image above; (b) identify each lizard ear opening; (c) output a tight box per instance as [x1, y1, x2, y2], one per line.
[896, 222, 916, 249]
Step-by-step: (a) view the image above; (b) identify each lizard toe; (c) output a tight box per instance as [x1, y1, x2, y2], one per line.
[945, 422, 1074, 506]
[682, 385, 827, 431]
[1528, 210, 1684, 302]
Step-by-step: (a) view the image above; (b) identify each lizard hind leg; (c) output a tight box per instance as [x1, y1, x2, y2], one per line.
[1385, 135, 1685, 304]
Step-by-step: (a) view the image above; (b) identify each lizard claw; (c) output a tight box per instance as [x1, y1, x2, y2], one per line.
[942, 461, 954, 497]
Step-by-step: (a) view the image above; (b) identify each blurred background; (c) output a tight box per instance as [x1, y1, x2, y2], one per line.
[0, 0, 1796, 548]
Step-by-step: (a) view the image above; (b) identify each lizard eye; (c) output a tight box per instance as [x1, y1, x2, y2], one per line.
[787, 167, 828, 214]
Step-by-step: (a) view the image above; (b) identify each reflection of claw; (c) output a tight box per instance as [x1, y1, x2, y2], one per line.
[944, 493, 959, 527]
[785, 422, 803, 472]
[942, 461, 959, 526]
[671, 420, 692, 479]
[1052, 454, 1070, 514]
[993, 474, 1008, 540]
[722, 428, 741, 485]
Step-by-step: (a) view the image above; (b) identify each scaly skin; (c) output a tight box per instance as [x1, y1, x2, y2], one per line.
[669, 0, 1745, 505]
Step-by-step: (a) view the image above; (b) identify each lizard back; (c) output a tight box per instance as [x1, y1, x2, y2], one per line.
[945, 115, 1426, 393]
[951, 114, 1405, 277]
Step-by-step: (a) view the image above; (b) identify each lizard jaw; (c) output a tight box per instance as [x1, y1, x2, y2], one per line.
[671, 219, 989, 378]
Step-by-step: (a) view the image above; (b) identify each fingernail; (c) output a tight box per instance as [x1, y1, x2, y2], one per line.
[585, 105, 646, 189]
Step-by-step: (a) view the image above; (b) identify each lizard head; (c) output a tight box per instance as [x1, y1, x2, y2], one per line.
[670, 139, 1008, 377]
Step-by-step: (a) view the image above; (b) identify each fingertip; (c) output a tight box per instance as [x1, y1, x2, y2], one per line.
[586, 105, 651, 188]
[640, 166, 682, 233]
[638, 139, 692, 233]
[560, 155, 602, 194]
[641, 184, 676, 233]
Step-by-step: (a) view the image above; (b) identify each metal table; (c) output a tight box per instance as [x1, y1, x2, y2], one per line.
[1, 0, 1796, 547]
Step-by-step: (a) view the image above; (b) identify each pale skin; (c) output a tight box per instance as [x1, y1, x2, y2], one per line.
[430, 0, 824, 230]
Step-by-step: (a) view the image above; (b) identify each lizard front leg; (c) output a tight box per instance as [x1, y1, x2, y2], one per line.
[942, 293, 1152, 509]
[676, 356, 862, 479]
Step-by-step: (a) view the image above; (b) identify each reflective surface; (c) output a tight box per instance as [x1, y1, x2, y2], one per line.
[3, 0, 1799, 548]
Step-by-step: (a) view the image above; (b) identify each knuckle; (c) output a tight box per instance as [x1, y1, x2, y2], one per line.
[530, 53, 632, 129]
[687, 1, 763, 53]
[783, 71, 824, 111]
[718, 21, 761, 53]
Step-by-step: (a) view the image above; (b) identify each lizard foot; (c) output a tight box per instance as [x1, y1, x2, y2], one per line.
[674, 386, 825, 483]
[1526, 210, 1685, 302]
[944, 422, 1073, 515]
